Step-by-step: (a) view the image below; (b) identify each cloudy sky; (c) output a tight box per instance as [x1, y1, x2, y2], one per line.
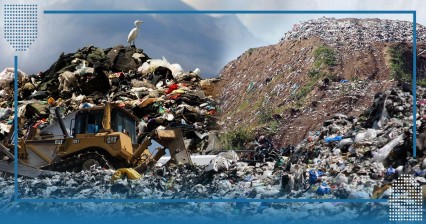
[0, 0, 424, 77]
[185, 0, 423, 41]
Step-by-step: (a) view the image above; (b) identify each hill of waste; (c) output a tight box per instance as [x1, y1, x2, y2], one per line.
[0, 44, 221, 155]
[216, 17, 426, 148]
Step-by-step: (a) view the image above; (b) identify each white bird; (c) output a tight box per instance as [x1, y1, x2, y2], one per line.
[127, 20, 144, 46]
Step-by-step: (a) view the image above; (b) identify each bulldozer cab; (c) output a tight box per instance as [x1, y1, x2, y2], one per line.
[72, 104, 138, 144]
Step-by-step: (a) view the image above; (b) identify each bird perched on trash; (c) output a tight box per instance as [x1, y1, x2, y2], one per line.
[127, 20, 144, 46]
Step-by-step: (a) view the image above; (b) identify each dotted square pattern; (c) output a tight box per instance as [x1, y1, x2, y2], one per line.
[389, 174, 423, 222]
[3, 4, 38, 51]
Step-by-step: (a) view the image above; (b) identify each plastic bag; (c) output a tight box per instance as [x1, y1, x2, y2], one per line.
[0, 68, 25, 85]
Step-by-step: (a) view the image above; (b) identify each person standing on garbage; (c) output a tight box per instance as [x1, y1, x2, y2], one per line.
[258, 135, 273, 149]
[255, 135, 273, 162]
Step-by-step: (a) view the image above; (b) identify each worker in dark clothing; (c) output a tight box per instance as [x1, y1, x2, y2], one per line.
[254, 135, 273, 162]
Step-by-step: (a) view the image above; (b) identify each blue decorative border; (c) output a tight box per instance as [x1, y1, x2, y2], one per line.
[43, 10, 414, 14]
[413, 11, 418, 157]
[12, 9, 417, 203]
[14, 55, 18, 202]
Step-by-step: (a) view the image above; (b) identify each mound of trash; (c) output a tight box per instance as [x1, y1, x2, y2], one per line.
[4, 82, 425, 202]
[282, 17, 426, 50]
[217, 17, 426, 147]
[0, 20, 425, 211]
[0, 170, 389, 223]
[0, 45, 221, 155]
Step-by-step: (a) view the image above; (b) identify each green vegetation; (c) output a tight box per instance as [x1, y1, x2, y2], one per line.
[296, 80, 316, 100]
[237, 94, 264, 113]
[326, 73, 337, 82]
[308, 68, 320, 78]
[418, 79, 426, 87]
[258, 105, 273, 124]
[313, 45, 337, 68]
[246, 48, 256, 56]
[269, 120, 279, 133]
[293, 45, 338, 105]
[388, 45, 411, 83]
[220, 129, 254, 151]
[350, 75, 360, 82]
[236, 100, 251, 112]
[296, 72, 330, 101]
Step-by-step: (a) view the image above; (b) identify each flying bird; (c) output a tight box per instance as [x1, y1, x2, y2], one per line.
[127, 20, 144, 46]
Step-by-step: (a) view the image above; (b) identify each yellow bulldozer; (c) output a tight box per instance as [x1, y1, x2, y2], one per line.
[0, 103, 192, 177]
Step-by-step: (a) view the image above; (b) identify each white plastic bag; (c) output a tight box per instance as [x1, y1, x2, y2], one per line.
[137, 57, 184, 78]
[0, 68, 26, 85]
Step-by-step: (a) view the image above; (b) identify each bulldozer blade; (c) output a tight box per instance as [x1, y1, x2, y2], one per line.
[155, 129, 193, 166]
[0, 160, 56, 178]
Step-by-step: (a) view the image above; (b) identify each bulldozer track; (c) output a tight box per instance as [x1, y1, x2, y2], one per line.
[41, 151, 114, 172]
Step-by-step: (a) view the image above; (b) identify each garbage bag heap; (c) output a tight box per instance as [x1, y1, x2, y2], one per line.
[0, 45, 220, 155]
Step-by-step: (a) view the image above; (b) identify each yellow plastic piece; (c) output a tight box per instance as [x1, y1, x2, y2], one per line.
[111, 168, 142, 182]
[171, 89, 185, 94]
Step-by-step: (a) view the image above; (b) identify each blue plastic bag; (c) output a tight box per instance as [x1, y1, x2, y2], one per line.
[386, 167, 396, 176]
[309, 170, 324, 184]
[316, 182, 331, 195]
[325, 136, 343, 143]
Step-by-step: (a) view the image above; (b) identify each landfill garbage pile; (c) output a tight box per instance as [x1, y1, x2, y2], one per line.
[216, 17, 426, 147]
[0, 45, 221, 155]
[0, 153, 388, 222]
[0, 173, 390, 224]
[281, 17, 426, 51]
[0, 68, 25, 140]
[280, 85, 422, 198]
[0, 19, 424, 222]
[0, 85, 422, 203]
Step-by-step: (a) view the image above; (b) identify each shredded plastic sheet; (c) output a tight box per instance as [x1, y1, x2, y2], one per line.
[373, 134, 404, 162]
[0, 68, 25, 85]
[205, 151, 239, 172]
[138, 57, 184, 78]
